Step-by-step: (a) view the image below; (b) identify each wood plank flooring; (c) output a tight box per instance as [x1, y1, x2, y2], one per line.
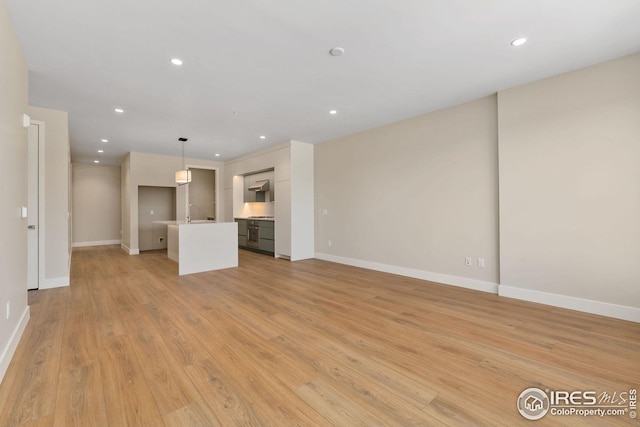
[1, 245, 638, 426]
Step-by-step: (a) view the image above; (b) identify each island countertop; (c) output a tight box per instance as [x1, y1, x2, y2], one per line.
[153, 220, 217, 225]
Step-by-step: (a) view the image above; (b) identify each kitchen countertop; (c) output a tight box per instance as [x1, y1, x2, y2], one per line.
[153, 220, 217, 225]
[234, 217, 275, 222]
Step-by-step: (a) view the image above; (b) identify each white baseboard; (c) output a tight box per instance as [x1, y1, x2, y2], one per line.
[314, 252, 498, 294]
[0, 305, 30, 384]
[314, 252, 639, 323]
[499, 285, 640, 323]
[72, 239, 121, 248]
[40, 276, 69, 289]
[120, 243, 139, 255]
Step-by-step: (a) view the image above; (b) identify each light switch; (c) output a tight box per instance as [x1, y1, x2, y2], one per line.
[322, 209, 328, 215]
[21, 206, 28, 218]
[150, 210, 154, 215]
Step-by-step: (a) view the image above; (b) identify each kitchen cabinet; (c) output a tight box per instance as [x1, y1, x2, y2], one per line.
[259, 221, 274, 253]
[226, 141, 313, 260]
[274, 141, 313, 260]
[236, 218, 247, 247]
[235, 218, 274, 255]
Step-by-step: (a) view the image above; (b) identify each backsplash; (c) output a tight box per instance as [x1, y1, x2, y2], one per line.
[238, 201, 275, 218]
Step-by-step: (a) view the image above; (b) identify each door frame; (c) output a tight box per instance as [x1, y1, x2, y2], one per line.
[28, 120, 46, 290]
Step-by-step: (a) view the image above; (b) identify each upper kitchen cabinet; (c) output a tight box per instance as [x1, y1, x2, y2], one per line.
[274, 147, 291, 182]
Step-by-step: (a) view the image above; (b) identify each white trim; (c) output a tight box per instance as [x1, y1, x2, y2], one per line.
[314, 252, 498, 294]
[72, 239, 122, 248]
[120, 243, 139, 255]
[314, 253, 639, 322]
[499, 285, 640, 323]
[37, 121, 45, 292]
[40, 276, 69, 289]
[29, 121, 46, 291]
[0, 306, 30, 384]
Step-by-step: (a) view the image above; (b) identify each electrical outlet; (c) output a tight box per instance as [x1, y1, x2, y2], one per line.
[328, 240, 332, 247]
[478, 258, 485, 268]
[465, 257, 472, 266]
[6, 301, 9, 319]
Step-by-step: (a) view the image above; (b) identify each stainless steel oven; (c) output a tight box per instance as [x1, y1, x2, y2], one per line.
[246, 220, 260, 248]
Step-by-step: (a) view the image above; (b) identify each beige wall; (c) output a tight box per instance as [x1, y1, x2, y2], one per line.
[122, 152, 224, 253]
[0, 0, 29, 383]
[315, 96, 499, 289]
[498, 53, 640, 314]
[314, 53, 639, 320]
[72, 163, 121, 246]
[27, 106, 70, 286]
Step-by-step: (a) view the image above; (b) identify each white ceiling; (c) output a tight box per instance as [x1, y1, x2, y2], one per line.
[6, 0, 640, 165]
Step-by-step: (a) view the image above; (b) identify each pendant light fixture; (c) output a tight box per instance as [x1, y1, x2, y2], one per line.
[175, 137, 192, 184]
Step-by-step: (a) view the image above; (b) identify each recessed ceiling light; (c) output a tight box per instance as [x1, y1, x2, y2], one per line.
[94, 160, 100, 164]
[114, 108, 124, 113]
[100, 139, 108, 143]
[232, 111, 239, 115]
[329, 47, 345, 56]
[171, 58, 183, 66]
[511, 37, 527, 46]
[214, 153, 221, 157]
[329, 110, 337, 115]
[259, 135, 266, 140]
[98, 149, 104, 153]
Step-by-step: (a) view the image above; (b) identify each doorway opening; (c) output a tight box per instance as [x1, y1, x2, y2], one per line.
[138, 186, 176, 252]
[187, 168, 217, 221]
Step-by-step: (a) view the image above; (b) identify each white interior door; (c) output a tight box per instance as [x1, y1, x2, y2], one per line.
[27, 123, 39, 290]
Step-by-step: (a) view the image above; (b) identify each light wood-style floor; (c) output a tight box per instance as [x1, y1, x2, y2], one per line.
[0, 246, 638, 426]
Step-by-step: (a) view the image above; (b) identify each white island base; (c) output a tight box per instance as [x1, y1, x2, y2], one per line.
[166, 222, 238, 275]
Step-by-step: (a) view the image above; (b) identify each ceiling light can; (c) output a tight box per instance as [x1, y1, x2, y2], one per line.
[171, 58, 183, 66]
[511, 37, 527, 46]
[329, 47, 345, 56]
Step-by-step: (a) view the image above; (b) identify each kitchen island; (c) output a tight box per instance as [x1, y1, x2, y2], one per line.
[154, 220, 238, 275]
